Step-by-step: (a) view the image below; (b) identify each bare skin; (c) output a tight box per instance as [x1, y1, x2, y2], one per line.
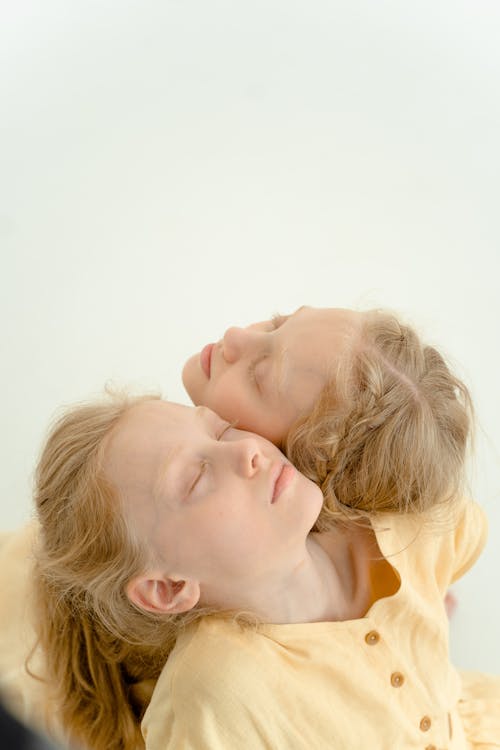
[182, 306, 363, 443]
[103, 400, 382, 625]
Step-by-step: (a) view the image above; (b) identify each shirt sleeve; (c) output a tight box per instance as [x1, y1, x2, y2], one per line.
[450, 500, 489, 584]
[143, 627, 300, 750]
[143, 674, 281, 750]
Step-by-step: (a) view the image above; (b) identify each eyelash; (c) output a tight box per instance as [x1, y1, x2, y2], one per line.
[189, 423, 233, 494]
[248, 358, 265, 391]
[248, 359, 258, 385]
[189, 461, 208, 494]
[248, 315, 285, 390]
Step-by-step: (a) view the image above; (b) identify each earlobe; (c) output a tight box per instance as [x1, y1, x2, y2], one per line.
[126, 573, 201, 615]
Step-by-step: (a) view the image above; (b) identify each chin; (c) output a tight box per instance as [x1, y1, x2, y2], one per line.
[304, 475, 323, 496]
[181, 355, 199, 398]
[309, 483, 325, 513]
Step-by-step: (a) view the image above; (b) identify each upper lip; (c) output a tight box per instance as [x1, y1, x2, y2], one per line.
[211, 342, 218, 376]
[210, 341, 223, 378]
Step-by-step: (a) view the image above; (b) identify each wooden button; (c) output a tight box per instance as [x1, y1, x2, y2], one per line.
[365, 630, 380, 645]
[390, 672, 405, 687]
[419, 716, 432, 731]
[425, 746, 436, 750]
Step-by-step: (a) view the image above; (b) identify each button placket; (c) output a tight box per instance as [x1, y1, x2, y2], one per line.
[363, 629, 406, 690]
[362, 624, 440, 745]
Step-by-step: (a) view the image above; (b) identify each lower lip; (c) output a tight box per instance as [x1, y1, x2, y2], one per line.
[272, 464, 295, 503]
[200, 343, 214, 379]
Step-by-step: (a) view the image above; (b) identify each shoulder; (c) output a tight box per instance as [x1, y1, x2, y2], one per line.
[0, 522, 39, 641]
[371, 499, 488, 591]
[0, 522, 38, 561]
[0, 522, 39, 650]
[143, 618, 283, 749]
[447, 498, 488, 582]
[158, 618, 276, 702]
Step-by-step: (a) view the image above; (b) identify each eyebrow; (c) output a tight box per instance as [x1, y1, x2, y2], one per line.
[271, 305, 309, 396]
[152, 408, 220, 505]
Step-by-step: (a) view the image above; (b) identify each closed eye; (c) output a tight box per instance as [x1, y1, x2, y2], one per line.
[189, 460, 207, 494]
[248, 357, 266, 391]
[189, 422, 235, 495]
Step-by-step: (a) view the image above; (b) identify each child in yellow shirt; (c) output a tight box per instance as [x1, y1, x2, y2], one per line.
[28, 386, 499, 750]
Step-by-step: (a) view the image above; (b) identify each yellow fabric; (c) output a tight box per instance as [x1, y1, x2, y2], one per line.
[0, 523, 58, 738]
[143, 500, 500, 749]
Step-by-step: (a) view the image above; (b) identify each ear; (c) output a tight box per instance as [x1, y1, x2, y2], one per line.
[126, 572, 201, 615]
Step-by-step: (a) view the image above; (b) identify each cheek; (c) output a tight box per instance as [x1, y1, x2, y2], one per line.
[199, 376, 292, 443]
[287, 371, 325, 415]
[203, 379, 254, 422]
[233, 408, 290, 444]
[203, 506, 259, 555]
[211, 386, 285, 442]
[260, 417, 290, 443]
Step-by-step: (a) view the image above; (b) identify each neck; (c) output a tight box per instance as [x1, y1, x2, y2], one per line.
[200, 527, 363, 625]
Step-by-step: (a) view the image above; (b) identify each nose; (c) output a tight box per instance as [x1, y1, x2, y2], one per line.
[228, 437, 263, 478]
[222, 326, 257, 364]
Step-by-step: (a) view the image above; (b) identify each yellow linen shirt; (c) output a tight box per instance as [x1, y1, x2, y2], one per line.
[142, 500, 500, 750]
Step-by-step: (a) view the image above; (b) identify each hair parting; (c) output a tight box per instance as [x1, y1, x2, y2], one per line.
[285, 310, 473, 531]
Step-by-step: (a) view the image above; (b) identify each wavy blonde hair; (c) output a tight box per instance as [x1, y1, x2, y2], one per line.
[285, 309, 473, 530]
[32, 320, 472, 748]
[32, 392, 264, 750]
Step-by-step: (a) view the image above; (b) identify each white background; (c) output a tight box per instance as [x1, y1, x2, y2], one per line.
[1, 1, 499, 673]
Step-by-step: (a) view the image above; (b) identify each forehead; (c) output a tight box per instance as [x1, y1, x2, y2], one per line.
[116, 399, 184, 434]
[103, 401, 225, 508]
[283, 307, 363, 351]
[294, 305, 361, 326]
[128, 398, 214, 421]
[120, 400, 223, 440]
[105, 401, 204, 470]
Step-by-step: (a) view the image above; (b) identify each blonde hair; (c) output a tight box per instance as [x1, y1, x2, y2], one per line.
[32, 392, 263, 750]
[285, 309, 473, 530]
